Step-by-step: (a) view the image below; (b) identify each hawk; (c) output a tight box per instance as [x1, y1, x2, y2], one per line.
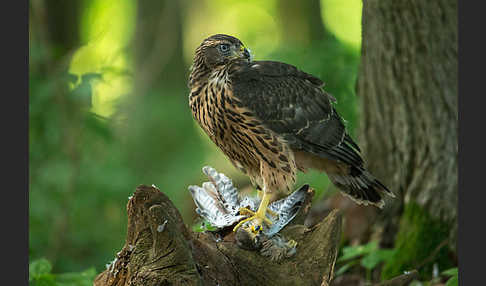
[188, 34, 394, 236]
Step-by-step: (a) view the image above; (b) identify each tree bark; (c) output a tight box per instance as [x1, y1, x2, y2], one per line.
[94, 185, 343, 286]
[357, 0, 457, 279]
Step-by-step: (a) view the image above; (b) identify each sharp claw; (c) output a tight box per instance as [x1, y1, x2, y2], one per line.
[238, 207, 256, 217]
[287, 239, 298, 249]
[233, 206, 273, 232]
[233, 217, 253, 232]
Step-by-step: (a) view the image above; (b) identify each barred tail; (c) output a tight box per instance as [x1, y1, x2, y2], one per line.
[327, 166, 395, 208]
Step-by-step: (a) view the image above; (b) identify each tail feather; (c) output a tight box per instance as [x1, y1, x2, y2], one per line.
[327, 166, 394, 208]
[293, 148, 394, 208]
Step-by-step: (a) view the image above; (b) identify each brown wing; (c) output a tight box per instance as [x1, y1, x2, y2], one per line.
[229, 60, 393, 207]
[229, 60, 362, 167]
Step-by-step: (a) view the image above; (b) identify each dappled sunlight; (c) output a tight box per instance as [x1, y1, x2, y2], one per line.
[29, 0, 458, 283]
[90, 70, 133, 117]
[29, 0, 383, 277]
[321, 0, 362, 49]
[69, 0, 136, 117]
[79, 0, 136, 55]
[183, 0, 280, 65]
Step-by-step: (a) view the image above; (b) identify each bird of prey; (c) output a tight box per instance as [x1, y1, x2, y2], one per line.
[188, 34, 394, 237]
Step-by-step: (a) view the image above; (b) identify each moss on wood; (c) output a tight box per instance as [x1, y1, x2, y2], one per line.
[381, 202, 453, 280]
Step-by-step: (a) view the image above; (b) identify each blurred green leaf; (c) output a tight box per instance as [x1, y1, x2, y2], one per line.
[84, 113, 113, 141]
[29, 258, 53, 280]
[409, 280, 423, 286]
[360, 249, 396, 270]
[445, 275, 458, 286]
[55, 267, 97, 286]
[30, 278, 57, 286]
[360, 252, 381, 270]
[442, 267, 458, 277]
[335, 260, 359, 276]
[443, 267, 458, 286]
[192, 220, 219, 232]
[29, 258, 96, 286]
[338, 240, 378, 262]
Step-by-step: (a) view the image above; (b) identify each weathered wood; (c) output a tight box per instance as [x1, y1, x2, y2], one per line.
[94, 184, 342, 286]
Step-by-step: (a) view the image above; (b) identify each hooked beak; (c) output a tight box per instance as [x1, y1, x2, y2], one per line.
[233, 45, 252, 61]
[242, 47, 251, 60]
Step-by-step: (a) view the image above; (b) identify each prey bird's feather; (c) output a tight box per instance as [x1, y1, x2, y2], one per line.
[190, 166, 307, 236]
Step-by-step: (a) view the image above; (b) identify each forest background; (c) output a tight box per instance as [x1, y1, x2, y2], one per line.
[29, 1, 457, 285]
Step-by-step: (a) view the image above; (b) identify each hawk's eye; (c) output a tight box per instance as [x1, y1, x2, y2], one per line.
[218, 44, 230, 53]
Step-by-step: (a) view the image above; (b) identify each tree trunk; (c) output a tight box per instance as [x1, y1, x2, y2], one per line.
[93, 185, 343, 286]
[276, 0, 328, 46]
[357, 0, 457, 279]
[29, 0, 83, 74]
[133, 0, 187, 93]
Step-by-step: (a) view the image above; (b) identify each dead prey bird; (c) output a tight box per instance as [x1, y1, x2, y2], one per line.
[189, 166, 306, 259]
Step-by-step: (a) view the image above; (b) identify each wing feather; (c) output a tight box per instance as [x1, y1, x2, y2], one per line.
[230, 60, 362, 167]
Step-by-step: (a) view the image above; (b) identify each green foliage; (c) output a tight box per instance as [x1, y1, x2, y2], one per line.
[30, 0, 362, 277]
[29, 59, 206, 273]
[30, 258, 96, 286]
[30, 258, 53, 281]
[30, 70, 123, 272]
[360, 247, 396, 271]
[338, 240, 379, 262]
[407, 267, 458, 286]
[336, 240, 396, 281]
[381, 202, 453, 281]
[443, 268, 458, 286]
[321, 0, 362, 48]
[191, 219, 219, 233]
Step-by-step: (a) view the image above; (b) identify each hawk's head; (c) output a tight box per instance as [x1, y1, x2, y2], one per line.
[194, 34, 252, 70]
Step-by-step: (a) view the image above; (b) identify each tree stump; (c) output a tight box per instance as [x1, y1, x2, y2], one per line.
[94, 184, 342, 286]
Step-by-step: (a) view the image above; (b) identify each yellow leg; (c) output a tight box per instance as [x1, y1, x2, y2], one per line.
[257, 190, 278, 218]
[233, 191, 273, 233]
[286, 239, 297, 248]
[257, 189, 263, 199]
[266, 208, 279, 218]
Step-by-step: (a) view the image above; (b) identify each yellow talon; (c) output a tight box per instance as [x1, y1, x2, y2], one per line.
[238, 207, 256, 217]
[233, 192, 274, 233]
[287, 239, 298, 248]
[256, 190, 278, 218]
[232, 216, 254, 232]
[257, 190, 278, 218]
[257, 190, 263, 199]
[267, 208, 279, 218]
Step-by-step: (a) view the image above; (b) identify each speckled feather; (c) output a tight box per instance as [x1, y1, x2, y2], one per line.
[189, 166, 307, 236]
[188, 34, 394, 207]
